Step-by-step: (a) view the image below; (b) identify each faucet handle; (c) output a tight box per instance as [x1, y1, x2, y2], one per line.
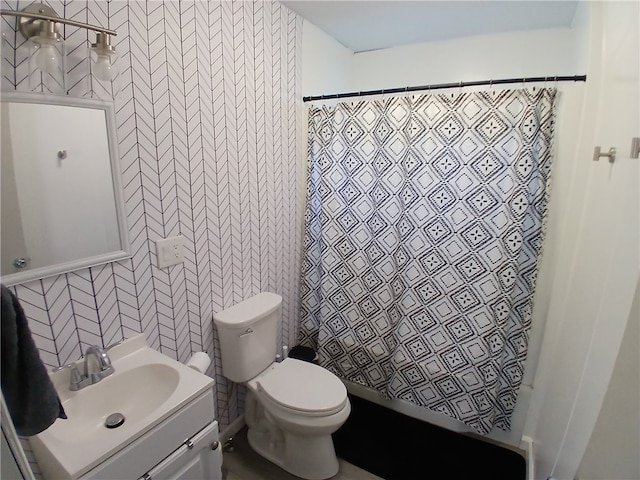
[68, 364, 84, 386]
[106, 339, 124, 350]
[52, 363, 76, 373]
[53, 363, 86, 390]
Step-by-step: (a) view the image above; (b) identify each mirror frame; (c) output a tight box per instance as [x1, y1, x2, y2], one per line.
[0, 92, 131, 285]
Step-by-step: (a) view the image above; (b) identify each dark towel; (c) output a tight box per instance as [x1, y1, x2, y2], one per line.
[1, 284, 66, 436]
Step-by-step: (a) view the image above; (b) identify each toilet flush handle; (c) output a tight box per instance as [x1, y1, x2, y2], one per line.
[239, 328, 253, 338]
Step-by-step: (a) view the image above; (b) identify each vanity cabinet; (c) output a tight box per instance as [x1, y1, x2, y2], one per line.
[138, 421, 222, 480]
[75, 390, 222, 480]
[29, 335, 222, 480]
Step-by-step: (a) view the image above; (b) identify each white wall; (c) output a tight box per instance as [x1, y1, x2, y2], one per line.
[523, 1, 639, 477]
[301, 20, 590, 449]
[576, 279, 640, 480]
[302, 23, 587, 98]
[349, 28, 583, 92]
[301, 21, 352, 98]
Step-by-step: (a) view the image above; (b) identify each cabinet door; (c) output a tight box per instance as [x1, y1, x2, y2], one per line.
[139, 421, 222, 480]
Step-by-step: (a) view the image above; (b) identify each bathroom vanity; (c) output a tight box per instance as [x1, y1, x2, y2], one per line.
[28, 335, 223, 480]
[77, 390, 221, 480]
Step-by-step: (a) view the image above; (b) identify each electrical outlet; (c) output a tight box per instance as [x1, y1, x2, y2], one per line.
[155, 235, 184, 268]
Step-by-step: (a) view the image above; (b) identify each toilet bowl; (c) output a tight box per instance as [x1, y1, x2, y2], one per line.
[213, 293, 351, 480]
[245, 358, 350, 479]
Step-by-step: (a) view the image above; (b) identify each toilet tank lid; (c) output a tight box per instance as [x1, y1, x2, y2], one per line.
[213, 292, 282, 328]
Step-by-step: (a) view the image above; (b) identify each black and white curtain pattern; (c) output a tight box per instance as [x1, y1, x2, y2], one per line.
[299, 88, 557, 434]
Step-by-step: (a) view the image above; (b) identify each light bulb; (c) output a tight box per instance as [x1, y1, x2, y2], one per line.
[34, 41, 60, 74]
[93, 53, 114, 82]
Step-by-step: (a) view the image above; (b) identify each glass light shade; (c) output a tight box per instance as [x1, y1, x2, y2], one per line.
[93, 52, 115, 81]
[34, 39, 61, 74]
[91, 33, 117, 83]
[27, 34, 65, 94]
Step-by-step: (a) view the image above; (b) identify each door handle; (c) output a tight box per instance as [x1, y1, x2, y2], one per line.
[593, 146, 616, 163]
[630, 137, 640, 159]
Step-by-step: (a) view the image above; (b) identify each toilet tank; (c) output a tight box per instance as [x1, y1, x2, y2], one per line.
[213, 292, 282, 383]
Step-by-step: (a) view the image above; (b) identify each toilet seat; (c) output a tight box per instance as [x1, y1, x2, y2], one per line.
[255, 358, 347, 417]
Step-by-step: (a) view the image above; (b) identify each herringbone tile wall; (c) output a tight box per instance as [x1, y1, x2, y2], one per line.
[1, 1, 303, 470]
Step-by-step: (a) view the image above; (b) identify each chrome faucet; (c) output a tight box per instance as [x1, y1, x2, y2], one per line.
[57, 345, 115, 391]
[83, 345, 114, 382]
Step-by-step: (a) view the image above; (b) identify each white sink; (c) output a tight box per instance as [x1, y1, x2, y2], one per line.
[49, 363, 180, 442]
[29, 334, 214, 479]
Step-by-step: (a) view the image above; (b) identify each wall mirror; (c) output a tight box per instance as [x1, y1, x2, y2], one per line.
[0, 93, 130, 285]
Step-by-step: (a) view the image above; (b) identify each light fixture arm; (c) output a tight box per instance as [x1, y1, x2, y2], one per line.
[0, 4, 117, 41]
[2, 3, 118, 81]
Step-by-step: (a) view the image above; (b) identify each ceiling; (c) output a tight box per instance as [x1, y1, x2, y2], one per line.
[281, 1, 580, 53]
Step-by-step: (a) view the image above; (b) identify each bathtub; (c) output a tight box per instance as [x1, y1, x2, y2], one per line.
[342, 378, 532, 454]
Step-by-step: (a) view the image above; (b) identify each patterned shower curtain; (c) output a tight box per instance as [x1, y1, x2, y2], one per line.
[298, 88, 557, 434]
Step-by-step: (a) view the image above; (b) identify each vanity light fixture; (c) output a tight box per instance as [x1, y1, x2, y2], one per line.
[29, 15, 62, 74]
[91, 32, 117, 82]
[1, 3, 117, 81]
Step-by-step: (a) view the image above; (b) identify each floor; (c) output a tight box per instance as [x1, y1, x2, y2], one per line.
[221, 426, 384, 480]
[221, 424, 526, 480]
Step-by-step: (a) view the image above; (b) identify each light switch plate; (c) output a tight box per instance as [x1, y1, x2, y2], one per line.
[155, 235, 184, 268]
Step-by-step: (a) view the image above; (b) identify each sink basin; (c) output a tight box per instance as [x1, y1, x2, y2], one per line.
[29, 334, 214, 479]
[50, 363, 179, 442]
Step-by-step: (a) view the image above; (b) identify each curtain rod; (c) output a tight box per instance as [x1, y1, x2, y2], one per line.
[302, 75, 587, 102]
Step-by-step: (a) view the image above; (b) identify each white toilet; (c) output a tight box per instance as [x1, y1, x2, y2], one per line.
[213, 292, 351, 480]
